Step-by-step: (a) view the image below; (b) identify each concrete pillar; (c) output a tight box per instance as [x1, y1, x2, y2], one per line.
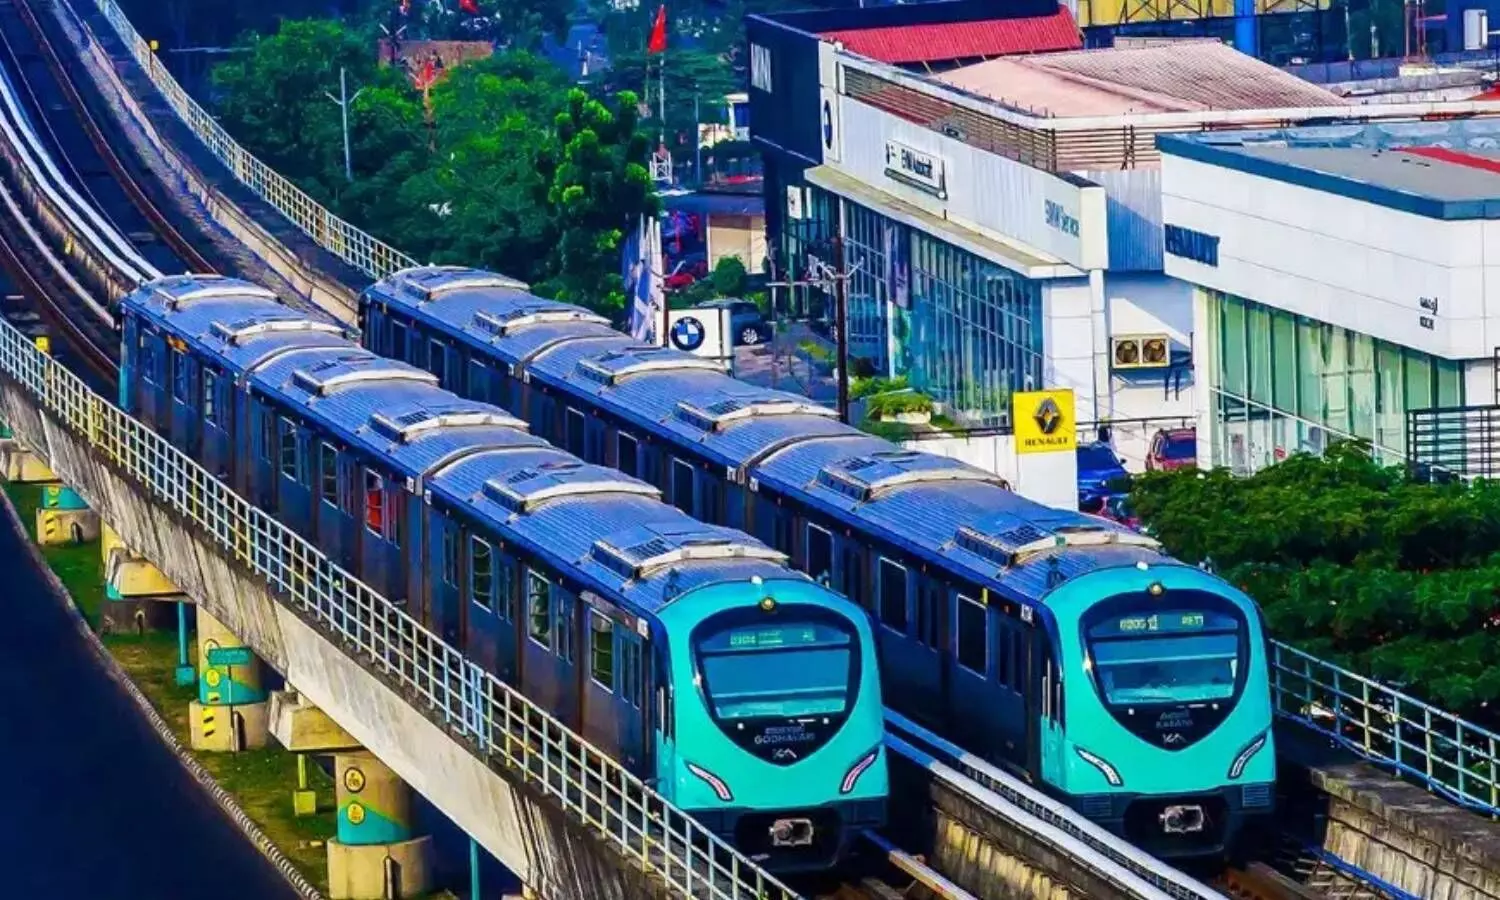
[99, 523, 184, 636]
[268, 690, 362, 818]
[35, 485, 100, 546]
[327, 751, 433, 900]
[0, 439, 55, 483]
[189, 607, 270, 752]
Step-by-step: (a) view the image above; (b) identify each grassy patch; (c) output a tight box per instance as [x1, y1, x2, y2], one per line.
[3, 482, 336, 892]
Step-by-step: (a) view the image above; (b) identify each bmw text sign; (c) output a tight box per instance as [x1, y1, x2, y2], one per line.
[1045, 201, 1080, 238]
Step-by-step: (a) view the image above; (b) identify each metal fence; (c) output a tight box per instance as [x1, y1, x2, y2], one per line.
[1407, 405, 1500, 480]
[0, 316, 796, 900]
[1271, 641, 1500, 818]
[90, 0, 416, 281]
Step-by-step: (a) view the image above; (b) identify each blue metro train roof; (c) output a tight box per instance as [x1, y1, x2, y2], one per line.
[247, 345, 545, 478]
[427, 450, 806, 615]
[363, 266, 1182, 609]
[125, 275, 352, 375]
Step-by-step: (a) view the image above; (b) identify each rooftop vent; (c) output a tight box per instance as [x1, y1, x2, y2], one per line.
[576, 346, 725, 386]
[153, 274, 278, 309]
[392, 266, 528, 302]
[481, 461, 659, 514]
[590, 528, 785, 580]
[369, 406, 526, 443]
[954, 523, 1160, 568]
[675, 396, 837, 431]
[816, 450, 1005, 503]
[210, 315, 345, 346]
[290, 354, 436, 395]
[471, 304, 609, 338]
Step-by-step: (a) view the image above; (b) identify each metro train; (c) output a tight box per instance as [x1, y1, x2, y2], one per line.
[360, 265, 1277, 859]
[117, 274, 889, 872]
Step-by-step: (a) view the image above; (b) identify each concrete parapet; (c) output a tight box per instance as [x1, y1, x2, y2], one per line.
[36, 505, 99, 546]
[0, 384, 713, 900]
[269, 690, 361, 753]
[1278, 723, 1500, 900]
[327, 835, 433, 900]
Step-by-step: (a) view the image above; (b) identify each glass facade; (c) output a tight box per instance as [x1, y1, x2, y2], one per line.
[776, 182, 1045, 426]
[1207, 289, 1463, 473]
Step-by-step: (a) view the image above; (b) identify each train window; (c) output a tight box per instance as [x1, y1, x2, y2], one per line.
[429, 339, 446, 386]
[390, 320, 408, 361]
[841, 544, 865, 608]
[878, 558, 908, 632]
[468, 359, 488, 402]
[566, 409, 586, 457]
[171, 350, 190, 402]
[806, 523, 833, 585]
[621, 637, 641, 707]
[616, 433, 639, 478]
[1007, 628, 1023, 690]
[556, 591, 576, 663]
[702, 479, 723, 524]
[957, 595, 987, 673]
[470, 537, 494, 611]
[140, 335, 156, 384]
[278, 418, 301, 483]
[670, 459, 694, 514]
[526, 570, 552, 649]
[364, 470, 385, 536]
[495, 556, 515, 621]
[590, 610, 615, 691]
[319, 443, 339, 506]
[202, 370, 219, 425]
[441, 527, 458, 586]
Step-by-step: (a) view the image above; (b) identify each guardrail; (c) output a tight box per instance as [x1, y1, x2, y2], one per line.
[1271, 641, 1500, 818]
[887, 711, 1225, 900]
[0, 315, 797, 900]
[75, 0, 1500, 828]
[89, 0, 415, 281]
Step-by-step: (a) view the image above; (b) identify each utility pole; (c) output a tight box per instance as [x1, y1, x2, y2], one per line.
[693, 93, 702, 186]
[765, 237, 863, 423]
[324, 67, 365, 182]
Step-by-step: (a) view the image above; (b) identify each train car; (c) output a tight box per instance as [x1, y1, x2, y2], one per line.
[119, 274, 889, 872]
[362, 265, 1276, 859]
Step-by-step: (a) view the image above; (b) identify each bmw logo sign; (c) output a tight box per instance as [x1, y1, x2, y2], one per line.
[822, 99, 833, 149]
[671, 316, 706, 353]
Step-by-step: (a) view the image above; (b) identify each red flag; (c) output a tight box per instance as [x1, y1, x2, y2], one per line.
[647, 5, 667, 54]
[459, 0, 479, 14]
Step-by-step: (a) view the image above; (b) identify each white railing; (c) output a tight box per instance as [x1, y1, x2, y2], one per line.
[90, 0, 415, 281]
[0, 317, 797, 900]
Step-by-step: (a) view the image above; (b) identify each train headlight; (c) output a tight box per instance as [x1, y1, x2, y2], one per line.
[686, 762, 734, 802]
[1075, 746, 1124, 787]
[840, 746, 882, 795]
[1227, 730, 1269, 780]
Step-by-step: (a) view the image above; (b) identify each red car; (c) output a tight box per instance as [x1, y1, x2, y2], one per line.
[1146, 427, 1198, 472]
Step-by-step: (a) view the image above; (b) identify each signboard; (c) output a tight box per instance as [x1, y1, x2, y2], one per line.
[1013, 389, 1077, 455]
[1164, 224, 1220, 267]
[883, 141, 947, 200]
[667, 307, 731, 361]
[205, 646, 255, 667]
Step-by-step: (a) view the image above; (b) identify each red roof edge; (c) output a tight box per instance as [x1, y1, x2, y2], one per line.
[821, 8, 1082, 66]
[1402, 145, 1500, 176]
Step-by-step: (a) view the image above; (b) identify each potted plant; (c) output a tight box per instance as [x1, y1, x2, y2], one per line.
[866, 390, 933, 426]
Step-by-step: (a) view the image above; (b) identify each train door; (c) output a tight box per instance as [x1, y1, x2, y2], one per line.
[358, 466, 395, 598]
[274, 415, 314, 538]
[837, 537, 867, 613]
[250, 400, 279, 513]
[200, 368, 233, 481]
[490, 554, 519, 685]
[617, 629, 647, 772]
[137, 330, 162, 428]
[434, 520, 462, 645]
[520, 568, 566, 715]
[168, 348, 199, 456]
[947, 590, 991, 752]
[313, 441, 345, 567]
[463, 533, 500, 673]
[582, 607, 623, 759]
[1037, 634, 1066, 788]
[651, 645, 677, 798]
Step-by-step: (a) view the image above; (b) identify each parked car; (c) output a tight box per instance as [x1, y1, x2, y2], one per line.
[1077, 441, 1130, 507]
[694, 297, 773, 346]
[1146, 427, 1198, 472]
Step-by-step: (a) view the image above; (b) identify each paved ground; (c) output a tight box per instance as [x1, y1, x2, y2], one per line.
[0, 492, 296, 898]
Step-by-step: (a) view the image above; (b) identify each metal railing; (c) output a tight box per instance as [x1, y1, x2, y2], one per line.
[1271, 641, 1500, 818]
[88, 0, 415, 281]
[1406, 405, 1498, 480]
[0, 316, 797, 900]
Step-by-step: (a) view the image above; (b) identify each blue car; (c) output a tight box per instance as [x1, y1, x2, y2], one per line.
[1077, 442, 1131, 509]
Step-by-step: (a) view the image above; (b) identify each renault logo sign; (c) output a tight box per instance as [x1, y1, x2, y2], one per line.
[1014, 389, 1076, 455]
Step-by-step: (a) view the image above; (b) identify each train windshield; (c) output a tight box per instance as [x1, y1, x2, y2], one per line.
[1087, 610, 1242, 706]
[692, 609, 861, 765]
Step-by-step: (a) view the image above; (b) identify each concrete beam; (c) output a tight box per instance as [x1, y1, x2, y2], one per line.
[0, 437, 55, 482]
[270, 690, 362, 753]
[0, 383, 684, 900]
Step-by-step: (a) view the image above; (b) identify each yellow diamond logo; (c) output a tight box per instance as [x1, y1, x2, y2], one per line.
[1034, 397, 1063, 435]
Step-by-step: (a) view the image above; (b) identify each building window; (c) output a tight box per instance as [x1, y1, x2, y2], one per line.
[957, 595, 986, 673]
[1207, 289, 1464, 473]
[527, 570, 551, 649]
[590, 610, 615, 690]
[878, 557, 908, 632]
[470, 537, 493, 610]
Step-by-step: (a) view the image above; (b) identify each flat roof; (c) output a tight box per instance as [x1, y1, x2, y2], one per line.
[820, 8, 1082, 65]
[934, 40, 1345, 117]
[1158, 127, 1500, 219]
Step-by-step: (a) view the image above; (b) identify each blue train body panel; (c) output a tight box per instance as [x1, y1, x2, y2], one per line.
[363, 265, 1276, 858]
[120, 273, 888, 872]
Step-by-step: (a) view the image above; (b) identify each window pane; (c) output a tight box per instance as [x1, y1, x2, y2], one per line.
[879, 558, 908, 632]
[1375, 342, 1405, 453]
[279, 418, 299, 480]
[442, 529, 458, 586]
[590, 610, 615, 690]
[1271, 310, 1298, 415]
[527, 571, 552, 648]
[203, 371, 218, 424]
[1297, 316, 1323, 421]
[1349, 331, 1375, 441]
[1405, 353, 1434, 412]
[320, 444, 338, 503]
[806, 525, 832, 584]
[364, 471, 385, 535]
[1247, 304, 1271, 405]
[1437, 360, 1463, 408]
[471, 537, 493, 610]
[1220, 295, 1247, 397]
[617, 434, 638, 478]
[173, 350, 190, 402]
[957, 596, 986, 672]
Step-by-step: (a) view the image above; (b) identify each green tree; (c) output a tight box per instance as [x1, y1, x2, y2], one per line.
[711, 256, 746, 297]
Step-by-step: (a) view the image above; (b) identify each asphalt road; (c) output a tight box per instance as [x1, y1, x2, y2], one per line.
[0, 502, 297, 899]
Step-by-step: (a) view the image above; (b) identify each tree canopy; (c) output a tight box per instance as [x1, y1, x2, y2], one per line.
[1130, 443, 1500, 721]
[210, 19, 658, 317]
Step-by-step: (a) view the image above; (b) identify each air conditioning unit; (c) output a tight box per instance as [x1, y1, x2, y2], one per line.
[1112, 334, 1171, 370]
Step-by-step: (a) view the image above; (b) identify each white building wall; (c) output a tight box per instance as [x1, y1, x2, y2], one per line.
[1161, 154, 1499, 362]
[1043, 277, 1102, 421]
